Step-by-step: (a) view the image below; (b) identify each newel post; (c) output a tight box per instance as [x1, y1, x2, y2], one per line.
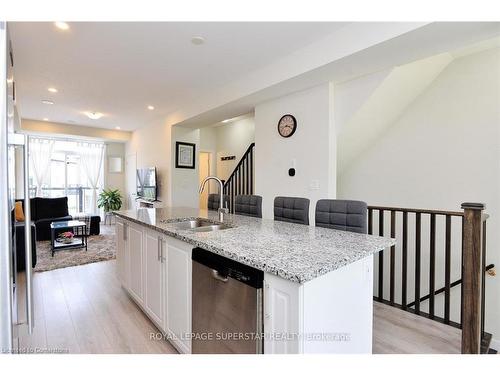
[461, 202, 485, 354]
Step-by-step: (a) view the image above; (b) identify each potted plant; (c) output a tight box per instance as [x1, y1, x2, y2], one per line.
[97, 188, 123, 213]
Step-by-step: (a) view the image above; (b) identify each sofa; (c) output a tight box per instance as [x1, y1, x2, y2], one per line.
[14, 221, 37, 271]
[16, 197, 101, 241]
[11, 208, 37, 271]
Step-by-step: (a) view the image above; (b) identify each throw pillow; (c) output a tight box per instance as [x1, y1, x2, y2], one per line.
[15, 201, 25, 222]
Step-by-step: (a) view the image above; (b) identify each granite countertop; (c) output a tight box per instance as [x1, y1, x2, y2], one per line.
[114, 207, 395, 284]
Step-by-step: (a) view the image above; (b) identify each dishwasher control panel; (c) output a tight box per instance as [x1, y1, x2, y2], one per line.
[192, 247, 263, 288]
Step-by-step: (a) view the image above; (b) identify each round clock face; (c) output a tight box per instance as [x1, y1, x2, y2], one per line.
[278, 114, 297, 138]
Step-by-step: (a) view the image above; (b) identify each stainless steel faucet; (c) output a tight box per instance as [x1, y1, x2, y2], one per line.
[199, 176, 229, 222]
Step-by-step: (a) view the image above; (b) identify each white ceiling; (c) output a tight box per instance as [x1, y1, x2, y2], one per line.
[9, 22, 348, 131]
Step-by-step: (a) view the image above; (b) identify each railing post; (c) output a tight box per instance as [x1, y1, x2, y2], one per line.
[461, 202, 485, 354]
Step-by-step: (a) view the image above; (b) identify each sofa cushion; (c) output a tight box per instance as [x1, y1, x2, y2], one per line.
[15, 199, 36, 221]
[34, 197, 69, 220]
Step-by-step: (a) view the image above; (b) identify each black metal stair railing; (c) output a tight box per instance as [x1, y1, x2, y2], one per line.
[368, 204, 493, 354]
[222, 143, 255, 213]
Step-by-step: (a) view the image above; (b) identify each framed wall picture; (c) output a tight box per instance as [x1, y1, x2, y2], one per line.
[175, 141, 196, 169]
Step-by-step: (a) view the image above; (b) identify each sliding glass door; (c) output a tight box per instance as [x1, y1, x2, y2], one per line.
[28, 139, 104, 215]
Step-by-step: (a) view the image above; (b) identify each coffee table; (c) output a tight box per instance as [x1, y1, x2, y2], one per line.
[50, 220, 88, 257]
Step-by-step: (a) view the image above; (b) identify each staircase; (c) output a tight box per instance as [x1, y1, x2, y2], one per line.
[222, 143, 255, 213]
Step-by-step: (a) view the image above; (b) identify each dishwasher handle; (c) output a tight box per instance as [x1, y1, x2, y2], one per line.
[211, 269, 228, 283]
[192, 248, 263, 288]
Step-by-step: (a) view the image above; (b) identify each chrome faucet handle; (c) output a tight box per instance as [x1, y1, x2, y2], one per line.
[218, 205, 229, 223]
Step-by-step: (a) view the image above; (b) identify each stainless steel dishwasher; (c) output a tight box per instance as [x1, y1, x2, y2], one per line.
[192, 248, 264, 354]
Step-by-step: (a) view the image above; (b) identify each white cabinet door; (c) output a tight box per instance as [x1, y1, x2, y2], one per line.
[264, 273, 303, 354]
[166, 237, 192, 354]
[115, 219, 126, 286]
[143, 229, 165, 327]
[128, 224, 144, 304]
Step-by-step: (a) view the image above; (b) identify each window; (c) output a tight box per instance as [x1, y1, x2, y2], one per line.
[29, 138, 104, 215]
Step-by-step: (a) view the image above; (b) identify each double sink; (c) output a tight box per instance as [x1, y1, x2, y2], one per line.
[170, 218, 232, 233]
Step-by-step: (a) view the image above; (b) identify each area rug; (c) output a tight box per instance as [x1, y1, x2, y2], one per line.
[34, 224, 116, 272]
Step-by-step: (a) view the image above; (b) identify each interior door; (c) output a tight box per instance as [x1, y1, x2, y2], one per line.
[199, 152, 210, 209]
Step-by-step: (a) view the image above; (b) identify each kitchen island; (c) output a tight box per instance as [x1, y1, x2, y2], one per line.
[114, 207, 395, 354]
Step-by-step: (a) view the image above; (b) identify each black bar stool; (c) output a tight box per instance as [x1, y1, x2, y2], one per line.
[234, 195, 263, 218]
[315, 199, 367, 233]
[207, 193, 230, 211]
[273, 196, 310, 225]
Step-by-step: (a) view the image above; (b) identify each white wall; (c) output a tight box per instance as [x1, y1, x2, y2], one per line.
[199, 126, 218, 194]
[199, 116, 255, 195]
[104, 142, 126, 198]
[334, 68, 391, 135]
[338, 48, 500, 343]
[126, 121, 172, 205]
[22, 119, 131, 142]
[255, 83, 336, 222]
[336, 53, 453, 173]
[126, 116, 254, 209]
[170, 126, 200, 208]
[199, 117, 255, 178]
[215, 117, 255, 181]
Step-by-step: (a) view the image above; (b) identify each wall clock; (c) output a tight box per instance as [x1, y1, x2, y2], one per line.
[277, 114, 297, 138]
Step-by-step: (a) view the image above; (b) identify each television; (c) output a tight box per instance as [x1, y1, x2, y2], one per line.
[136, 167, 158, 201]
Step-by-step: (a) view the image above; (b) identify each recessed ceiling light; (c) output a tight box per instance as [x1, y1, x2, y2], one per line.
[85, 111, 103, 120]
[48, 87, 58, 93]
[191, 36, 205, 45]
[147, 105, 155, 110]
[41, 100, 54, 105]
[43, 118, 49, 121]
[54, 22, 69, 31]
[115, 126, 121, 130]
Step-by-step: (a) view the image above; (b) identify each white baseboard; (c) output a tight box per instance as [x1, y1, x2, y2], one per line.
[490, 337, 500, 352]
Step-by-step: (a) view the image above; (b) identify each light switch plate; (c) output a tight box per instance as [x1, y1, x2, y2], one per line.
[309, 180, 320, 190]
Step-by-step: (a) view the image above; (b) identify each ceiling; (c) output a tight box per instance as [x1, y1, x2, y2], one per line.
[9, 22, 348, 131]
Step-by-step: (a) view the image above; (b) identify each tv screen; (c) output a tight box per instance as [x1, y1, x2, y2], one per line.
[136, 167, 157, 201]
